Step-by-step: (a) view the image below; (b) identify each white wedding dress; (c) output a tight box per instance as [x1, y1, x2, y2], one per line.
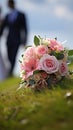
[0, 51, 8, 81]
[0, 12, 8, 81]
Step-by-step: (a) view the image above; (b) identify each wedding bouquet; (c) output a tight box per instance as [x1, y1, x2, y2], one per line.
[19, 35, 69, 91]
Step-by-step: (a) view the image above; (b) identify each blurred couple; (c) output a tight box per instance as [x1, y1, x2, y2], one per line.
[0, 0, 28, 81]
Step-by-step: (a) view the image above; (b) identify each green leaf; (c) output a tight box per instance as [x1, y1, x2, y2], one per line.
[54, 37, 57, 40]
[46, 78, 52, 89]
[25, 45, 32, 49]
[21, 54, 24, 57]
[29, 79, 35, 85]
[38, 35, 42, 39]
[34, 35, 40, 46]
[20, 80, 26, 85]
[57, 53, 64, 60]
[51, 51, 64, 60]
[19, 60, 22, 63]
[69, 70, 73, 75]
[33, 70, 44, 75]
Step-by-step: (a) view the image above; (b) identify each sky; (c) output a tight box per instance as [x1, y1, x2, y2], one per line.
[0, 0, 73, 32]
[0, 0, 73, 47]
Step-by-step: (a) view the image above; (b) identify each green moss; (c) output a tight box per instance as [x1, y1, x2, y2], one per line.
[0, 63, 73, 130]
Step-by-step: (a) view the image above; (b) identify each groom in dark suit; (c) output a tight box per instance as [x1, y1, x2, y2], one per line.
[0, 0, 28, 76]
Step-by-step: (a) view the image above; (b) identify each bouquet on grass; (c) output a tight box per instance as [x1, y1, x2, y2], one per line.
[19, 35, 69, 91]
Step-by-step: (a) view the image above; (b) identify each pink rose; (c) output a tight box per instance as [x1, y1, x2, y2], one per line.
[20, 57, 40, 79]
[36, 45, 48, 58]
[49, 39, 64, 51]
[39, 54, 59, 74]
[24, 47, 36, 59]
[59, 62, 68, 76]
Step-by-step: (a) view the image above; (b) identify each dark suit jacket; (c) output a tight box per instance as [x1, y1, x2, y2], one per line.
[0, 10, 28, 47]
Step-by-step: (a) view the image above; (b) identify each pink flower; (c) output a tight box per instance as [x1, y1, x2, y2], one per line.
[49, 39, 64, 51]
[20, 57, 40, 79]
[59, 62, 68, 76]
[39, 54, 59, 74]
[24, 47, 36, 59]
[36, 45, 48, 58]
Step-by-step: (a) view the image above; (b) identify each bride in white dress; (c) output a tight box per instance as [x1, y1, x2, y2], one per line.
[0, 6, 8, 81]
[0, 50, 8, 81]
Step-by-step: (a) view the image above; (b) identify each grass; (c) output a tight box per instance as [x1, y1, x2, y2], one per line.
[0, 51, 73, 130]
